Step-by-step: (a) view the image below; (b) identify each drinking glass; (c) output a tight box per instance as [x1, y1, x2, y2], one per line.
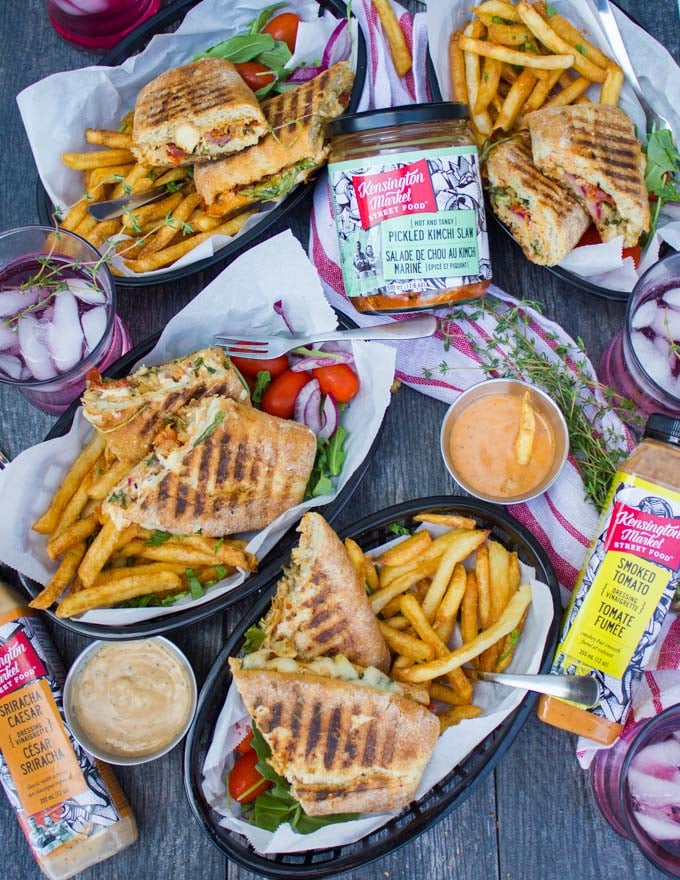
[47, 0, 160, 50]
[0, 226, 131, 414]
[600, 253, 680, 420]
[590, 704, 680, 878]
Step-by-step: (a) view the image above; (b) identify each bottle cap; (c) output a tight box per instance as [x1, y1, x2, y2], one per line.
[643, 413, 680, 445]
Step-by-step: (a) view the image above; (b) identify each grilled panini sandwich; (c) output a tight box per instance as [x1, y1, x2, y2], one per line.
[262, 512, 391, 673]
[485, 132, 591, 266]
[526, 104, 649, 247]
[131, 58, 268, 167]
[82, 347, 250, 463]
[230, 656, 439, 816]
[194, 61, 355, 215]
[102, 396, 316, 536]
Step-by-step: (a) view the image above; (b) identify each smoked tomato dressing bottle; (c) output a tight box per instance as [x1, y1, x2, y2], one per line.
[0, 580, 137, 879]
[538, 415, 680, 745]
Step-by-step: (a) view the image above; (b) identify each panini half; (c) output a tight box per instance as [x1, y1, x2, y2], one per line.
[485, 132, 590, 266]
[262, 512, 391, 673]
[82, 347, 250, 463]
[102, 396, 316, 536]
[230, 658, 439, 816]
[131, 58, 268, 167]
[526, 104, 649, 247]
[194, 61, 355, 214]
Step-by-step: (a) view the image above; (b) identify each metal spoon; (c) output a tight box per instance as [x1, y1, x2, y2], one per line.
[476, 670, 600, 707]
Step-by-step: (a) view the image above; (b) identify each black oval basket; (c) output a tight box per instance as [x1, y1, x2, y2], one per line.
[184, 496, 562, 878]
[36, 0, 367, 288]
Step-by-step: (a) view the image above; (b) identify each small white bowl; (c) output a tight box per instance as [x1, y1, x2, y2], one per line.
[63, 636, 197, 766]
[440, 378, 569, 505]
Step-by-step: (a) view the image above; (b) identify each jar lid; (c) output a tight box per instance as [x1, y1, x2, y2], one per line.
[326, 102, 469, 137]
[644, 413, 680, 445]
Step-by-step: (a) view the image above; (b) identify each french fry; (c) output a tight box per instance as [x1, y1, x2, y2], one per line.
[421, 529, 489, 622]
[371, 566, 435, 614]
[345, 537, 367, 581]
[56, 570, 183, 618]
[545, 75, 591, 107]
[471, 1, 521, 23]
[509, 551, 521, 594]
[399, 594, 473, 701]
[372, 0, 412, 77]
[600, 63, 624, 106]
[515, 1, 606, 83]
[85, 129, 133, 149]
[476, 542, 491, 628]
[33, 432, 106, 534]
[138, 190, 202, 257]
[92, 562, 188, 583]
[111, 163, 152, 199]
[488, 540, 512, 624]
[29, 541, 87, 610]
[514, 390, 536, 465]
[121, 192, 184, 232]
[413, 513, 478, 529]
[433, 562, 468, 643]
[473, 57, 503, 115]
[459, 35, 574, 71]
[494, 68, 537, 131]
[59, 200, 90, 232]
[46, 514, 99, 560]
[439, 704, 484, 732]
[78, 517, 121, 587]
[495, 610, 528, 672]
[380, 613, 409, 629]
[449, 32, 469, 104]
[88, 164, 135, 189]
[153, 168, 188, 187]
[51, 483, 92, 539]
[89, 219, 121, 249]
[398, 584, 532, 682]
[463, 23, 493, 136]
[87, 458, 130, 500]
[460, 569, 479, 648]
[487, 22, 533, 47]
[61, 148, 135, 170]
[364, 554, 380, 592]
[191, 213, 224, 232]
[376, 530, 431, 566]
[428, 682, 473, 707]
[523, 67, 562, 112]
[378, 621, 436, 662]
[541, 9, 612, 71]
[73, 214, 98, 239]
[132, 541, 256, 571]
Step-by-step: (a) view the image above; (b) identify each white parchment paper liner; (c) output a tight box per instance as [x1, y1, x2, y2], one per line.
[426, 0, 680, 292]
[16, 0, 356, 278]
[0, 232, 396, 625]
[200, 530, 555, 854]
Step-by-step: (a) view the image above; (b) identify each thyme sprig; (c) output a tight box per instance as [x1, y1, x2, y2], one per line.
[436, 298, 643, 511]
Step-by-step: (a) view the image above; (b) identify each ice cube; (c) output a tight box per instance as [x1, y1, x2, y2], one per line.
[662, 287, 680, 310]
[633, 331, 674, 391]
[631, 299, 658, 330]
[68, 277, 107, 305]
[634, 809, 680, 842]
[653, 305, 680, 343]
[0, 353, 23, 380]
[81, 306, 107, 353]
[18, 315, 57, 380]
[0, 322, 17, 351]
[46, 291, 84, 372]
[0, 287, 41, 318]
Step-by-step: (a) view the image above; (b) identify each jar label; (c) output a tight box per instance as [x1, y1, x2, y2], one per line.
[552, 474, 679, 723]
[328, 146, 490, 303]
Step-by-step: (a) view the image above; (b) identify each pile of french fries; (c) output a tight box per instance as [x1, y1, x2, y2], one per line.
[450, 0, 623, 142]
[344, 512, 533, 733]
[30, 432, 256, 618]
[58, 117, 258, 274]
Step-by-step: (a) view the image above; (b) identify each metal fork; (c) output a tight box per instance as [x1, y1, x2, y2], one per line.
[215, 314, 437, 358]
[594, 0, 673, 133]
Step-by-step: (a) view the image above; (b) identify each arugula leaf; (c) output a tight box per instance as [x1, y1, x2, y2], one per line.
[243, 625, 266, 654]
[249, 2, 285, 34]
[193, 410, 226, 447]
[215, 564, 228, 579]
[185, 568, 204, 600]
[195, 33, 276, 63]
[304, 427, 348, 500]
[145, 530, 172, 547]
[117, 591, 188, 608]
[387, 522, 411, 537]
[214, 537, 225, 555]
[326, 425, 347, 476]
[252, 370, 272, 406]
[257, 39, 292, 71]
[546, 3, 557, 15]
[644, 128, 680, 241]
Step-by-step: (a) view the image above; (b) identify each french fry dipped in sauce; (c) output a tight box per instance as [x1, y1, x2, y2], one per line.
[513, 391, 536, 466]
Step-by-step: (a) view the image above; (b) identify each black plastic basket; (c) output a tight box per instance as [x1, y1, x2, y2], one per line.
[184, 496, 562, 878]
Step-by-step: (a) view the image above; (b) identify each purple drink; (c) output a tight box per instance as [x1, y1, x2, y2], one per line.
[47, 0, 160, 51]
[0, 227, 131, 413]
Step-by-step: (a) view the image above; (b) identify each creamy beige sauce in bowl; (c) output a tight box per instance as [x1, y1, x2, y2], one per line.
[66, 638, 196, 763]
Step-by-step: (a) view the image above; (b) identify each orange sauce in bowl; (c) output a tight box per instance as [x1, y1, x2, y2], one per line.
[449, 394, 556, 499]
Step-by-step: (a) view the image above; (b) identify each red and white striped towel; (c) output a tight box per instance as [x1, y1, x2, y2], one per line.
[308, 0, 679, 761]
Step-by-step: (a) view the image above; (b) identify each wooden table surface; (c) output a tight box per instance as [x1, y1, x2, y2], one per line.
[1, 2, 678, 879]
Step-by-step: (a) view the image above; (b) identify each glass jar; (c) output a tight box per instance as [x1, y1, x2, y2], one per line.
[590, 704, 680, 878]
[327, 104, 491, 314]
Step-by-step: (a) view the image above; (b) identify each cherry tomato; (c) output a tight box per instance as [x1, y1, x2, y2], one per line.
[234, 728, 255, 754]
[234, 61, 275, 92]
[311, 364, 360, 403]
[261, 12, 301, 52]
[230, 354, 290, 379]
[261, 369, 312, 419]
[229, 750, 271, 803]
[577, 225, 641, 268]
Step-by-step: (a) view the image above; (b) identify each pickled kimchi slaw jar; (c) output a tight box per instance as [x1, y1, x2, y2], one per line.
[538, 415, 680, 745]
[327, 104, 491, 313]
[0, 581, 137, 879]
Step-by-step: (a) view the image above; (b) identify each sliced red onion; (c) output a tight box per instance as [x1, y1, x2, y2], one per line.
[290, 351, 354, 371]
[273, 299, 297, 335]
[294, 378, 322, 431]
[318, 394, 339, 440]
[317, 340, 356, 368]
[322, 19, 351, 68]
[286, 66, 324, 84]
